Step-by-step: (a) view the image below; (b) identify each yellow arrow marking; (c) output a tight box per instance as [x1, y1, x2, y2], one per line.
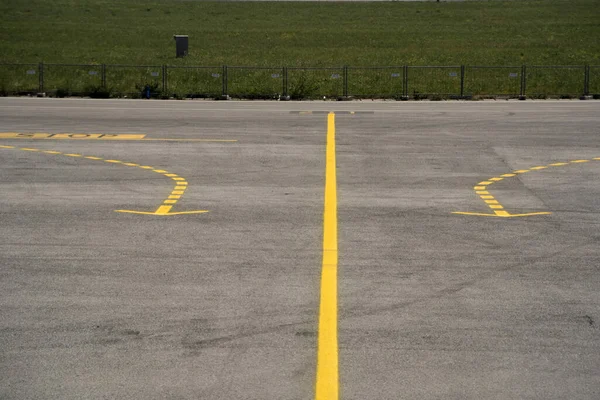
[0, 145, 208, 216]
[115, 205, 208, 216]
[454, 157, 600, 218]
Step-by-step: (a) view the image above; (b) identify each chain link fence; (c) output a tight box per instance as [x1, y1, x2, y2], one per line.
[1, 63, 598, 99]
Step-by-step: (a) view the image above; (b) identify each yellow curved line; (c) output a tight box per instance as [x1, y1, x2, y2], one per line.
[0, 144, 206, 216]
[454, 157, 600, 217]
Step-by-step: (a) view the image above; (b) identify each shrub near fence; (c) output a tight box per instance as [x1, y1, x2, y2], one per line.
[1, 63, 598, 99]
[105, 65, 164, 98]
[227, 67, 285, 99]
[287, 67, 345, 99]
[43, 64, 103, 96]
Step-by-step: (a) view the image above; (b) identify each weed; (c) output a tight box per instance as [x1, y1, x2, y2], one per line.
[86, 85, 112, 98]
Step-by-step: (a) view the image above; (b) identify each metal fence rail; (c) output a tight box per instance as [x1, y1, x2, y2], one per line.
[0, 63, 598, 99]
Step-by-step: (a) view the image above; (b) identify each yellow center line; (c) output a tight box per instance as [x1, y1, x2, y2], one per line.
[315, 112, 338, 400]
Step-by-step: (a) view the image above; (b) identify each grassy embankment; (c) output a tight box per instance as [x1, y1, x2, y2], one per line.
[1, 0, 599, 98]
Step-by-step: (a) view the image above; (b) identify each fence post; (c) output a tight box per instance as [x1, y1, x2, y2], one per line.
[283, 67, 288, 98]
[343, 65, 349, 97]
[584, 65, 590, 96]
[38, 62, 44, 93]
[222, 65, 228, 97]
[101, 64, 106, 89]
[519, 65, 527, 100]
[460, 65, 465, 98]
[162, 65, 167, 94]
[403, 65, 409, 99]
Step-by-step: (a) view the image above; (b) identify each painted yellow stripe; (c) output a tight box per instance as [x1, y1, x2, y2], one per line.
[489, 177, 503, 182]
[571, 159, 589, 163]
[501, 173, 516, 177]
[105, 160, 122, 163]
[0, 132, 237, 142]
[85, 156, 102, 160]
[153, 169, 168, 173]
[550, 162, 568, 166]
[123, 163, 139, 167]
[172, 190, 185, 195]
[0, 133, 146, 140]
[513, 169, 529, 173]
[530, 166, 547, 170]
[315, 112, 338, 400]
[132, 138, 238, 142]
[478, 181, 492, 185]
[64, 153, 82, 157]
[0, 145, 15, 149]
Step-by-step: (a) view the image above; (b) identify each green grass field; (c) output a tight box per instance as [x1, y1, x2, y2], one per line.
[2, 0, 599, 66]
[1, 0, 599, 98]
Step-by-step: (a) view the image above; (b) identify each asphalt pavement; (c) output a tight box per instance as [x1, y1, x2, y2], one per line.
[0, 98, 599, 399]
